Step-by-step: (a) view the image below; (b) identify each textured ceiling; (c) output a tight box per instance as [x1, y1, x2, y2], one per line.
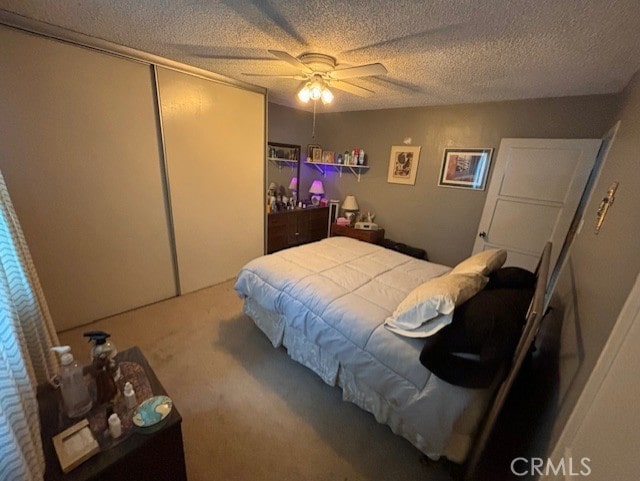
[1, 0, 640, 112]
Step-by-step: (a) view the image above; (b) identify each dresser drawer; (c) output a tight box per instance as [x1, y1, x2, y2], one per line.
[267, 207, 329, 253]
[268, 212, 289, 228]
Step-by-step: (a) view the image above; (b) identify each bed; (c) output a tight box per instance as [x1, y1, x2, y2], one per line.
[234, 236, 551, 473]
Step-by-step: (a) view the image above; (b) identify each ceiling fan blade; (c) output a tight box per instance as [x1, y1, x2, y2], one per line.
[329, 63, 387, 80]
[268, 50, 313, 73]
[242, 73, 307, 80]
[330, 80, 375, 97]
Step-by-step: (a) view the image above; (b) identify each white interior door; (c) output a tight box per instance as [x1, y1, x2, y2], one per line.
[473, 138, 601, 272]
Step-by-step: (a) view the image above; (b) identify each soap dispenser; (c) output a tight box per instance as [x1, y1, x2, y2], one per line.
[51, 346, 92, 418]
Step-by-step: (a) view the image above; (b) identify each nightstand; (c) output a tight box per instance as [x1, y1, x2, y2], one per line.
[330, 223, 385, 244]
[38, 346, 187, 481]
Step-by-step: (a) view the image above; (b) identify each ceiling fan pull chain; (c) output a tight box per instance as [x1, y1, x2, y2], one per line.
[312, 100, 317, 139]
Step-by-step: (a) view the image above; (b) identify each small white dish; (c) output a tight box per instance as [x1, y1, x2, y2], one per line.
[132, 395, 173, 427]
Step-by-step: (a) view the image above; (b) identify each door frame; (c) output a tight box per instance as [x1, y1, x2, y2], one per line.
[548, 122, 621, 297]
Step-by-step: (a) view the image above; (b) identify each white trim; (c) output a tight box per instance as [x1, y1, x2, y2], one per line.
[0, 9, 266, 94]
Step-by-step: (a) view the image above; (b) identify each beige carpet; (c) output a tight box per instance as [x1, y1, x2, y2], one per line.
[58, 280, 455, 481]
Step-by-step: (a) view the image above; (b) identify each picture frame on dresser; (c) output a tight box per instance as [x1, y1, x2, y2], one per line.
[328, 199, 341, 236]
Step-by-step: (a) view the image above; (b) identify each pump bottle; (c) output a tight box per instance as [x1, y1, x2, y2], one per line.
[84, 330, 120, 381]
[51, 346, 93, 418]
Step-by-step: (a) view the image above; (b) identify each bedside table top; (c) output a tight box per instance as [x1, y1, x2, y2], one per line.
[330, 223, 384, 244]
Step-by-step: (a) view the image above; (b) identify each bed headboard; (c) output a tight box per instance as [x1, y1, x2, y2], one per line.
[464, 241, 552, 479]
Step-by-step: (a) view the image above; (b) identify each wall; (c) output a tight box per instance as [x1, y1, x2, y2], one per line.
[293, 96, 619, 266]
[547, 70, 640, 459]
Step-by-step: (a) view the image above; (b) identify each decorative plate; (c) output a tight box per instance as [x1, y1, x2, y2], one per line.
[132, 395, 173, 427]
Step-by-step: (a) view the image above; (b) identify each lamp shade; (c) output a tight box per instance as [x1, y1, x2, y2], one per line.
[342, 195, 359, 211]
[288, 177, 298, 190]
[309, 180, 325, 195]
[309, 80, 323, 101]
[297, 84, 311, 103]
[321, 87, 334, 104]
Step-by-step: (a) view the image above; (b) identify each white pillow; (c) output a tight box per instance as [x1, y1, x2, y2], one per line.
[450, 248, 507, 276]
[384, 272, 488, 337]
[385, 313, 455, 338]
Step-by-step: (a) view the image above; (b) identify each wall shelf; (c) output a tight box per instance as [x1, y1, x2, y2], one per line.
[304, 161, 370, 182]
[267, 142, 301, 171]
[268, 157, 298, 170]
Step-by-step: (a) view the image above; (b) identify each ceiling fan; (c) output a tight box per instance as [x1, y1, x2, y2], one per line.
[243, 50, 388, 103]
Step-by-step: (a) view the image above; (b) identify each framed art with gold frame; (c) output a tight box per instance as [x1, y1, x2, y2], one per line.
[387, 145, 421, 185]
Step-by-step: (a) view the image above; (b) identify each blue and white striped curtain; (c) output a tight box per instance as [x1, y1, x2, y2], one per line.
[0, 169, 59, 481]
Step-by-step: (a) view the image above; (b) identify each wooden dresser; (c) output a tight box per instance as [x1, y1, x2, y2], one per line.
[267, 207, 329, 253]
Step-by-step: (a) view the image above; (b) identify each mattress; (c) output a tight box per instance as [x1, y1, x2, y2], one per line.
[234, 236, 493, 461]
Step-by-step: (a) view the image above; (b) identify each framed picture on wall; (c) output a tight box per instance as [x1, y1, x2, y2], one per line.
[387, 145, 421, 185]
[438, 148, 493, 190]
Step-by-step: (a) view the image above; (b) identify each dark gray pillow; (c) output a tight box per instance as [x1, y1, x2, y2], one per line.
[419, 286, 534, 388]
[486, 267, 536, 290]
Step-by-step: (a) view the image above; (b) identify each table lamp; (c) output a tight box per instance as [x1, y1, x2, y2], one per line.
[288, 177, 298, 202]
[309, 180, 325, 206]
[342, 195, 359, 226]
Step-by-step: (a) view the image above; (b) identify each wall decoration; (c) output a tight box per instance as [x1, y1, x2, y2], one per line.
[438, 148, 493, 190]
[312, 147, 323, 163]
[321, 151, 335, 163]
[387, 145, 421, 185]
[306, 144, 321, 161]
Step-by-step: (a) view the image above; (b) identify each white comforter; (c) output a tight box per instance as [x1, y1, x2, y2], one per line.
[234, 236, 487, 460]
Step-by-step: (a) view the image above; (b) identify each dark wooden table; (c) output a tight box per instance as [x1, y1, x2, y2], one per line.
[330, 222, 385, 244]
[38, 346, 188, 481]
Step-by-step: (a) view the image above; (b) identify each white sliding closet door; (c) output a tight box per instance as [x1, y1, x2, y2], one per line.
[156, 67, 265, 294]
[0, 26, 177, 331]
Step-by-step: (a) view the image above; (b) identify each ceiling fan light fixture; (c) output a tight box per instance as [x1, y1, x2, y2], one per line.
[320, 87, 334, 104]
[309, 79, 323, 101]
[297, 84, 312, 103]
[297, 75, 333, 105]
